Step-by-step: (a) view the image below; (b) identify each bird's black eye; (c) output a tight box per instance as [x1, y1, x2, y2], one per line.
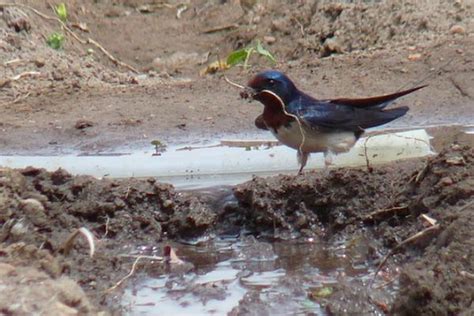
[268, 79, 275, 86]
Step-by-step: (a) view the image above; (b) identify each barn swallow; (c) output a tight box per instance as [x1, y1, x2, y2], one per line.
[242, 70, 426, 174]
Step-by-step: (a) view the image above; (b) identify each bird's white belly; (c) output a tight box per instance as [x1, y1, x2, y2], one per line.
[271, 123, 358, 154]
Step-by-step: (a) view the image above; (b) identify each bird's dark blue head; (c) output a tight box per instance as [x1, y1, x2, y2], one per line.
[247, 70, 299, 105]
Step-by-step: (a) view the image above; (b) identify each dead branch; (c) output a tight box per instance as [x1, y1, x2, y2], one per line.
[86, 38, 138, 73]
[202, 23, 239, 34]
[106, 253, 169, 293]
[372, 224, 440, 285]
[119, 254, 164, 261]
[0, 71, 41, 89]
[457, 199, 474, 212]
[11, 71, 41, 81]
[4, 58, 27, 67]
[0, 92, 32, 107]
[362, 205, 409, 224]
[420, 214, 437, 226]
[409, 160, 431, 184]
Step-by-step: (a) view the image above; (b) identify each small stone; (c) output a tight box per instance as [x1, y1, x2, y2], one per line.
[20, 198, 45, 213]
[34, 58, 45, 68]
[451, 144, 462, 151]
[163, 200, 174, 208]
[323, 37, 343, 54]
[263, 36, 276, 44]
[450, 25, 465, 34]
[446, 156, 465, 166]
[10, 220, 28, 237]
[408, 53, 422, 61]
[74, 119, 94, 130]
[438, 177, 453, 186]
[137, 5, 152, 13]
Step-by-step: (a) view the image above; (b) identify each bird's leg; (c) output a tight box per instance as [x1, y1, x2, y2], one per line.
[323, 151, 334, 168]
[297, 150, 309, 175]
[321, 151, 334, 177]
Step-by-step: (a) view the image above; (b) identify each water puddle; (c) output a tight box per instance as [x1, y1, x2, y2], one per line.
[122, 234, 394, 315]
[1, 127, 464, 189]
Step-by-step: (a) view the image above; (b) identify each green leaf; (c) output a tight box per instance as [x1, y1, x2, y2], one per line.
[256, 40, 276, 63]
[226, 49, 249, 67]
[46, 32, 65, 50]
[310, 286, 333, 298]
[55, 3, 68, 22]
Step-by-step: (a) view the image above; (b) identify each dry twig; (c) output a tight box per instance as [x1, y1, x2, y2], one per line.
[457, 199, 474, 212]
[420, 213, 437, 226]
[363, 135, 374, 172]
[59, 227, 96, 258]
[105, 255, 144, 293]
[223, 75, 246, 89]
[0, 71, 41, 89]
[87, 38, 138, 73]
[363, 205, 409, 224]
[372, 224, 440, 285]
[202, 23, 239, 34]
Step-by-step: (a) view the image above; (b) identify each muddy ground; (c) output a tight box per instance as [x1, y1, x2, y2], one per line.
[0, 0, 474, 315]
[1, 146, 473, 314]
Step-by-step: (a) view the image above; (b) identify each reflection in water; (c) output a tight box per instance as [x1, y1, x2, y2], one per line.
[122, 234, 397, 315]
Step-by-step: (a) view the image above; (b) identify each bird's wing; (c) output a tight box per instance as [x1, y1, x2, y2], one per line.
[289, 98, 409, 131]
[328, 85, 426, 110]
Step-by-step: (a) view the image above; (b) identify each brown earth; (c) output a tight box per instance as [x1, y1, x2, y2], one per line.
[1, 146, 473, 314]
[1, 0, 474, 314]
[0, 0, 473, 153]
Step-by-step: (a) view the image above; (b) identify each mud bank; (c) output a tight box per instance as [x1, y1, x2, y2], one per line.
[0, 146, 472, 314]
[232, 146, 474, 314]
[0, 167, 215, 314]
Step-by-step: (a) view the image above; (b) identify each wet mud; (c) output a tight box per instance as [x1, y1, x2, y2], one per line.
[232, 146, 474, 314]
[1, 146, 473, 314]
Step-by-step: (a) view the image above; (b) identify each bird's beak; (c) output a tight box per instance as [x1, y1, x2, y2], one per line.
[240, 86, 258, 100]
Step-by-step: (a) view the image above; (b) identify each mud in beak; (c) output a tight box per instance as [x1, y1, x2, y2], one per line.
[240, 86, 258, 100]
